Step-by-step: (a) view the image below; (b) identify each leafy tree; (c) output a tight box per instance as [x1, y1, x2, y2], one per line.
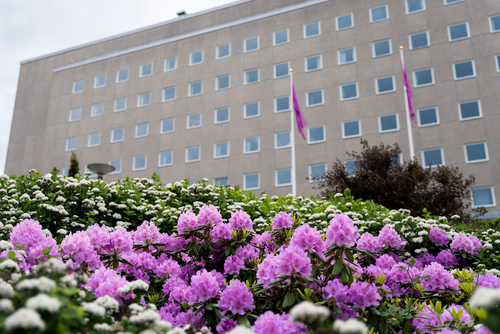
[68, 151, 80, 177]
[311, 140, 487, 221]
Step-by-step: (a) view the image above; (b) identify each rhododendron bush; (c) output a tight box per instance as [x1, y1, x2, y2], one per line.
[0, 172, 499, 333]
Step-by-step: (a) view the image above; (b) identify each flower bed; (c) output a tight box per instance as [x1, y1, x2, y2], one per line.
[0, 172, 499, 333]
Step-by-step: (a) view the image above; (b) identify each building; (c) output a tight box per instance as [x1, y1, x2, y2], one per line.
[5, 0, 500, 211]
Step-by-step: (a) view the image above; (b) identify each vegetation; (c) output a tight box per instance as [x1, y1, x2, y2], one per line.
[68, 151, 80, 178]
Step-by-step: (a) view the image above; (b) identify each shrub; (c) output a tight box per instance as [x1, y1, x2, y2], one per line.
[68, 151, 80, 178]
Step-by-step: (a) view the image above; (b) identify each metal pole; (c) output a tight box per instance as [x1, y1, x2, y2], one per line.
[290, 68, 297, 196]
[400, 47, 415, 160]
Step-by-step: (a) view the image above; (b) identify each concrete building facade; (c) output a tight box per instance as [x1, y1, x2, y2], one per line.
[5, 0, 500, 211]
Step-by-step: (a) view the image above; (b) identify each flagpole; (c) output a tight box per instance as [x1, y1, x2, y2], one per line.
[400, 46, 415, 160]
[290, 68, 297, 196]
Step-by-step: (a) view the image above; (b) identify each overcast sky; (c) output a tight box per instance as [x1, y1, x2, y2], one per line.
[0, 0, 235, 175]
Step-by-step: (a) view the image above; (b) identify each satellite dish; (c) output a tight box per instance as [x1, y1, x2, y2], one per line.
[87, 163, 115, 180]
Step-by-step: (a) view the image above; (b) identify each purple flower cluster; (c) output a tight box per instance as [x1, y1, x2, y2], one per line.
[275, 245, 312, 278]
[218, 279, 255, 315]
[10, 219, 59, 266]
[229, 210, 253, 232]
[271, 211, 294, 230]
[450, 233, 482, 254]
[325, 214, 359, 247]
[429, 227, 449, 246]
[421, 262, 459, 291]
[290, 224, 324, 255]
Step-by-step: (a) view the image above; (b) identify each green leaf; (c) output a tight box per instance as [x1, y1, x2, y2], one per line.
[332, 261, 343, 276]
[283, 292, 296, 308]
[225, 247, 231, 256]
[340, 270, 349, 284]
[379, 322, 388, 334]
[7, 251, 16, 261]
[237, 315, 250, 327]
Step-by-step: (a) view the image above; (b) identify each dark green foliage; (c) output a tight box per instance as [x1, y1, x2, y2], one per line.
[68, 151, 80, 177]
[312, 140, 487, 222]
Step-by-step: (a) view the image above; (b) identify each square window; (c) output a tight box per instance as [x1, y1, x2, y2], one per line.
[448, 23, 469, 41]
[309, 164, 327, 181]
[454, 60, 475, 79]
[338, 48, 356, 64]
[190, 51, 203, 65]
[138, 92, 151, 107]
[62, 168, 69, 176]
[418, 107, 439, 126]
[189, 82, 202, 96]
[490, 15, 500, 32]
[376, 76, 395, 94]
[245, 37, 259, 52]
[413, 69, 434, 86]
[275, 97, 290, 112]
[111, 128, 124, 143]
[187, 114, 201, 129]
[274, 30, 289, 45]
[406, 0, 425, 13]
[373, 40, 392, 57]
[69, 108, 81, 121]
[91, 103, 104, 117]
[422, 148, 444, 167]
[308, 126, 325, 143]
[304, 22, 320, 38]
[473, 187, 495, 207]
[109, 159, 121, 174]
[186, 147, 200, 162]
[117, 69, 129, 83]
[343, 120, 361, 138]
[465, 143, 488, 163]
[217, 44, 230, 58]
[245, 102, 259, 118]
[161, 118, 175, 133]
[245, 69, 259, 84]
[159, 151, 173, 166]
[215, 177, 229, 186]
[370, 5, 388, 22]
[459, 100, 482, 120]
[306, 55, 322, 71]
[276, 169, 292, 186]
[214, 142, 229, 158]
[66, 137, 78, 151]
[445, 0, 463, 4]
[114, 98, 126, 112]
[275, 62, 289, 78]
[345, 160, 359, 176]
[410, 32, 429, 49]
[340, 83, 358, 100]
[165, 57, 177, 71]
[496, 55, 500, 72]
[133, 155, 147, 170]
[140, 63, 153, 77]
[244, 137, 259, 153]
[244, 173, 259, 190]
[275, 131, 291, 148]
[215, 108, 230, 123]
[88, 132, 100, 147]
[94, 74, 106, 88]
[163, 87, 176, 101]
[337, 13, 353, 30]
[379, 114, 398, 132]
[135, 123, 149, 138]
[216, 76, 230, 90]
[73, 80, 84, 93]
[307, 90, 323, 106]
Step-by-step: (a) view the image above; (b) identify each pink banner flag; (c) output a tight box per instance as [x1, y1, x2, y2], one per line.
[401, 56, 416, 123]
[292, 84, 307, 140]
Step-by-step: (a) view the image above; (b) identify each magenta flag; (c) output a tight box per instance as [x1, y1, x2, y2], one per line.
[401, 58, 416, 123]
[292, 84, 307, 140]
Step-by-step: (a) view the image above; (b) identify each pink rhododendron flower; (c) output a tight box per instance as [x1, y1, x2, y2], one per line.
[229, 210, 253, 231]
[61, 231, 99, 269]
[450, 233, 475, 254]
[348, 281, 382, 310]
[211, 223, 233, 242]
[187, 270, 220, 303]
[356, 232, 382, 253]
[198, 204, 222, 226]
[421, 262, 458, 291]
[290, 224, 324, 255]
[224, 255, 245, 275]
[275, 245, 312, 278]
[435, 250, 459, 269]
[216, 318, 238, 334]
[257, 254, 279, 288]
[378, 226, 403, 249]
[134, 221, 161, 245]
[271, 211, 294, 230]
[218, 279, 255, 315]
[325, 214, 359, 247]
[10, 219, 59, 266]
[429, 227, 449, 247]
[88, 267, 130, 302]
[177, 211, 199, 235]
[376, 254, 397, 269]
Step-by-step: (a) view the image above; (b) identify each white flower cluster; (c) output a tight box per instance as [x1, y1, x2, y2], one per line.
[4, 308, 45, 331]
[469, 288, 500, 310]
[0, 282, 14, 298]
[333, 318, 368, 334]
[118, 279, 149, 293]
[26, 294, 61, 313]
[290, 301, 330, 322]
[0, 298, 13, 313]
[0, 260, 19, 272]
[129, 309, 161, 324]
[95, 295, 120, 313]
[82, 302, 106, 317]
[16, 277, 56, 292]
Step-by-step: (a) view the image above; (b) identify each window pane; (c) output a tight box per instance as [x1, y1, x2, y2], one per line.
[159, 151, 173, 166]
[245, 137, 259, 152]
[95, 75, 106, 87]
[117, 69, 129, 82]
[374, 40, 391, 56]
[276, 132, 290, 148]
[109, 159, 121, 173]
[139, 93, 151, 106]
[473, 188, 494, 206]
[346, 160, 359, 176]
[215, 177, 229, 186]
[191, 51, 203, 64]
[141, 63, 152, 76]
[134, 155, 146, 170]
[217, 76, 230, 90]
[339, 48, 355, 64]
[275, 97, 290, 112]
[310, 164, 326, 179]
[245, 69, 259, 84]
[466, 143, 487, 162]
[414, 69, 433, 86]
[371, 6, 387, 22]
[114, 98, 126, 111]
[309, 126, 325, 143]
[305, 22, 320, 37]
[276, 169, 291, 185]
[407, 0, 424, 12]
[491, 16, 500, 32]
[274, 30, 288, 45]
[67, 137, 78, 150]
[446, 0, 463, 3]
[215, 142, 229, 157]
[449, 23, 469, 40]
[377, 77, 394, 93]
[418, 108, 438, 126]
[216, 108, 229, 123]
[89, 133, 100, 146]
[73, 80, 84, 93]
[410, 32, 429, 49]
[341, 84, 358, 99]
[69, 108, 81, 121]
[112, 128, 124, 142]
[423, 149, 443, 167]
[217, 44, 230, 58]
[308, 90, 323, 106]
[460, 101, 480, 119]
[91, 103, 103, 117]
[245, 173, 259, 189]
[454, 61, 474, 79]
[165, 57, 177, 70]
[343, 121, 360, 137]
[162, 118, 174, 133]
[306, 56, 321, 71]
[190, 82, 202, 95]
[380, 115, 398, 132]
[245, 102, 259, 118]
[163, 87, 176, 101]
[188, 114, 201, 128]
[136, 123, 148, 137]
[275, 63, 289, 78]
[186, 147, 200, 161]
[245, 37, 258, 52]
[337, 14, 353, 30]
